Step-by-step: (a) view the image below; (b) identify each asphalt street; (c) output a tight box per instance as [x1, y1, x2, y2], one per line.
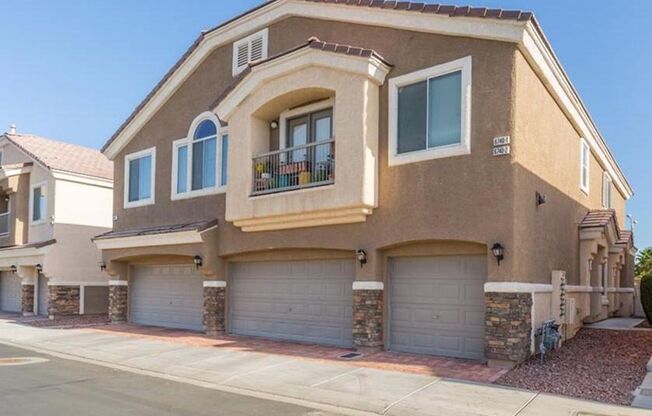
[0, 343, 341, 416]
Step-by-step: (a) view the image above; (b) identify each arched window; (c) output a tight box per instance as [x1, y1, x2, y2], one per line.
[173, 113, 228, 198]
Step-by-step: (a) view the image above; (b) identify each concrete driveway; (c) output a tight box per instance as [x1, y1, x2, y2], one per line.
[0, 317, 648, 416]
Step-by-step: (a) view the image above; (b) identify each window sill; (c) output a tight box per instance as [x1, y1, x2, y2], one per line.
[388, 142, 470, 167]
[172, 186, 226, 201]
[124, 199, 155, 209]
[580, 186, 590, 196]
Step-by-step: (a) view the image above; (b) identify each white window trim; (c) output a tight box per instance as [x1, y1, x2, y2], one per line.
[232, 28, 269, 76]
[29, 180, 48, 225]
[0, 194, 10, 236]
[388, 56, 472, 167]
[124, 147, 156, 209]
[602, 172, 612, 209]
[278, 98, 335, 151]
[171, 112, 227, 201]
[0, 149, 4, 165]
[580, 138, 590, 195]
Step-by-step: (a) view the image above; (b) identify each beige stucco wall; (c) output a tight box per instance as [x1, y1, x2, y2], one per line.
[45, 224, 110, 284]
[53, 179, 113, 228]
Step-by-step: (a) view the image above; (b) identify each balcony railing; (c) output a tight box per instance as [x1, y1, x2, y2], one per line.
[252, 139, 335, 196]
[0, 212, 9, 236]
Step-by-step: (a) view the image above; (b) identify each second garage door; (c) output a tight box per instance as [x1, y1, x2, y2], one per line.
[129, 265, 204, 331]
[230, 259, 354, 347]
[0, 271, 21, 313]
[390, 255, 487, 360]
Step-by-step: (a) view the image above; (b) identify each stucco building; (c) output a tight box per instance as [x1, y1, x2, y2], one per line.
[94, 0, 636, 367]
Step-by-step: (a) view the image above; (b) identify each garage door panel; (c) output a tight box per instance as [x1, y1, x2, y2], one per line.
[0, 272, 22, 313]
[390, 256, 487, 360]
[230, 260, 354, 347]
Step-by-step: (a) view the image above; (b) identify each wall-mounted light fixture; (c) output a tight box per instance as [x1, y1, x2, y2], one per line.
[491, 243, 505, 266]
[536, 191, 547, 207]
[3, 196, 9, 203]
[35, 264, 43, 273]
[99, 261, 107, 272]
[10, 265, 17, 274]
[356, 249, 367, 268]
[193, 255, 203, 270]
[270, 121, 279, 129]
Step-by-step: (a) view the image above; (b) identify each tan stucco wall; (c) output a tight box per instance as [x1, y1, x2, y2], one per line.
[45, 224, 110, 284]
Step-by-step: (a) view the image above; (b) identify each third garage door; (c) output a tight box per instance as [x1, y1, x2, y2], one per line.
[390, 255, 487, 360]
[230, 259, 354, 347]
[129, 265, 204, 331]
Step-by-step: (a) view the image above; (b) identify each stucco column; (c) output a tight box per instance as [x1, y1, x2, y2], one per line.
[352, 249, 383, 350]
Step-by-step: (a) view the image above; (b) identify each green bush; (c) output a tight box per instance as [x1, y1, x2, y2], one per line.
[642, 274, 652, 324]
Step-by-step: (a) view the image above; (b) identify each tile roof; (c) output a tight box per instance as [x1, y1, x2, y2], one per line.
[93, 219, 218, 241]
[102, 0, 532, 153]
[4, 133, 112, 180]
[617, 230, 633, 246]
[579, 209, 617, 229]
[210, 37, 390, 110]
[0, 239, 56, 251]
[0, 162, 33, 170]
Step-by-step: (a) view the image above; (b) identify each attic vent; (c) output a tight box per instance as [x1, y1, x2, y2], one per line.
[232, 28, 268, 76]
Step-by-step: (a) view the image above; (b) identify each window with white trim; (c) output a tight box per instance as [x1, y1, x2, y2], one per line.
[124, 147, 155, 208]
[172, 116, 227, 200]
[232, 28, 268, 76]
[388, 56, 472, 166]
[580, 138, 590, 194]
[602, 172, 612, 209]
[30, 182, 47, 223]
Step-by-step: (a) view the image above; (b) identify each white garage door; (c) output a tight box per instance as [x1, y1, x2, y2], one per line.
[230, 259, 354, 347]
[129, 265, 204, 331]
[390, 255, 487, 360]
[0, 272, 22, 313]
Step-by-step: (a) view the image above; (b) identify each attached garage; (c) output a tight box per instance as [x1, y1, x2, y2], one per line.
[0, 271, 22, 313]
[230, 259, 354, 347]
[389, 255, 487, 360]
[129, 265, 204, 331]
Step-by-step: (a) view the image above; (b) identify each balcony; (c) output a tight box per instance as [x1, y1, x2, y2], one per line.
[251, 140, 335, 196]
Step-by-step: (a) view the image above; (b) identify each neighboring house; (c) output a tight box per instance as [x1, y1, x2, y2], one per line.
[0, 128, 113, 317]
[94, 1, 636, 367]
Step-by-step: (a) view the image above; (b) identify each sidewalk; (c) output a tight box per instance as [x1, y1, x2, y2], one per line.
[0, 317, 647, 416]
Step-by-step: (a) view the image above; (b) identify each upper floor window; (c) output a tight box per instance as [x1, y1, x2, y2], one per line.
[602, 172, 613, 209]
[172, 114, 227, 200]
[232, 28, 268, 76]
[30, 182, 47, 224]
[580, 138, 590, 194]
[388, 56, 472, 166]
[0, 149, 4, 165]
[124, 147, 155, 208]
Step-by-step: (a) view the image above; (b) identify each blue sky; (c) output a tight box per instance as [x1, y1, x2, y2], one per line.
[1, 1, 650, 249]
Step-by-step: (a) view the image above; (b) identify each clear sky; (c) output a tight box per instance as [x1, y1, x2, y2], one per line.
[1, 1, 650, 249]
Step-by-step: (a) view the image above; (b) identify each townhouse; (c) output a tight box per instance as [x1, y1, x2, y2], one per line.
[94, 0, 635, 367]
[0, 128, 113, 317]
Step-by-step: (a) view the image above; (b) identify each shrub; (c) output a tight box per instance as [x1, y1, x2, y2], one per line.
[642, 274, 652, 324]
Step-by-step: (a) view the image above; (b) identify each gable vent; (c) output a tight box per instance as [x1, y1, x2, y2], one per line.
[232, 28, 268, 76]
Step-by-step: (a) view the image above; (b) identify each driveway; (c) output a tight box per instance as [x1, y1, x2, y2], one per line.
[0, 317, 648, 416]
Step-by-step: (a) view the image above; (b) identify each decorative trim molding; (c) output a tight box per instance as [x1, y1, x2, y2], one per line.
[94, 230, 204, 250]
[20, 282, 35, 286]
[233, 206, 373, 232]
[108, 280, 128, 286]
[484, 282, 553, 293]
[203, 280, 227, 288]
[615, 287, 635, 293]
[352, 281, 384, 291]
[47, 281, 109, 287]
[566, 285, 593, 293]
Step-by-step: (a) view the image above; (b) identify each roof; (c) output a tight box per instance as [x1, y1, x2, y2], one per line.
[617, 230, 634, 246]
[93, 219, 218, 241]
[0, 162, 33, 170]
[210, 37, 391, 110]
[0, 239, 56, 251]
[101, 0, 531, 153]
[3, 133, 112, 180]
[579, 209, 617, 229]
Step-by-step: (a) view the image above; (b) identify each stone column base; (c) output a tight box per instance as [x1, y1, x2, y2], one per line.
[21, 284, 35, 316]
[203, 281, 226, 336]
[48, 285, 80, 317]
[108, 281, 128, 323]
[485, 292, 532, 366]
[352, 282, 384, 349]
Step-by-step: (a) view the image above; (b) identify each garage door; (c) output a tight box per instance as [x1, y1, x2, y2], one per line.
[390, 255, 487, 360]
[230, 259, 354, 347]
[129, 265, 204, 331]
[0, 272, 22, 313]
[38, 275, 48, 316]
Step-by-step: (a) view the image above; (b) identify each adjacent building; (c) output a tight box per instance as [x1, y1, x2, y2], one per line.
[94, 0, 636, 367]
[0, 128, 113, 317]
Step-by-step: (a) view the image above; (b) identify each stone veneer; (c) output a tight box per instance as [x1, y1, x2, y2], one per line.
[485, 292, 532, 364]
[21, 284, 34, 315]
[352, 289, 383, 348]
[108, 285, 128, 322]
[48, 286, 80, 316]
[203, 286, 226, 336]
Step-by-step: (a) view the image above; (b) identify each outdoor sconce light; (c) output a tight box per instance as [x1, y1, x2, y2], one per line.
[35, 264, 43, 273]
[356, 249, 367, 268]
[10, 265, 17, 274]
[99, 261, 107, 272]
[270, 120, 279, 129]
[536, 191, 547, 207]
[3, 196, 9, 202]
[491, 243, 505, 266]
[193, 255, 203, 270]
